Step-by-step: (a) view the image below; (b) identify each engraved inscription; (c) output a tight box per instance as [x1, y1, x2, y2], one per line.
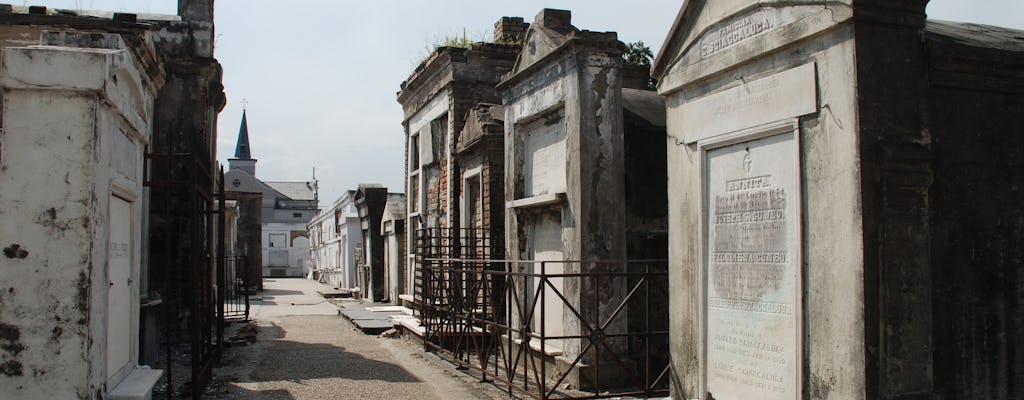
[700, 13, 777, 59]
[706, 132, 800, 400]
[712, 183, 787, 301]
[705, 77, 781, 118]
[109, 242, 129, 259]
[709, 299, 794, 315]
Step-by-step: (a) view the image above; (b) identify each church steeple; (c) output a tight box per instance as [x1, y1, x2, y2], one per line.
[234, 109, 252, 159]
[228, 109, 257, 175]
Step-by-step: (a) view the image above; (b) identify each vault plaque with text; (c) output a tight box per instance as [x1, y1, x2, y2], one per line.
[705, 130, 800, 400]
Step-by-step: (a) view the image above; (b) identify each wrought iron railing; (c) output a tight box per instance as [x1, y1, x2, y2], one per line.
[419, 256, 670, 399]
[413, 228, 504, 312]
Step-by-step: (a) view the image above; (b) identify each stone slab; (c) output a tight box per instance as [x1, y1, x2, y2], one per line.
[365, 306, 406, 312]
[317, 289, 352, 298]
[351, 318, 397, 334]
[523, 110, 567, 197]
[106, 367, 163, 400]
[682, 62, 816, 144]
[399, 318, 426, 337]
[703, 128, 801, 399]
[339, 309, 381, 320]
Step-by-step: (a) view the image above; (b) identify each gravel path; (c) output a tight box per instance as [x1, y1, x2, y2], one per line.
[204, 279, 510, 400]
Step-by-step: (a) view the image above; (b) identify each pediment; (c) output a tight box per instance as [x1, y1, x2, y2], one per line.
[652, 0, 852, 94]
[510, 9, 578, 76]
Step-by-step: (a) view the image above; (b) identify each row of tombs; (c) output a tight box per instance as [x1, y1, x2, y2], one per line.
[307, 4, 1023, 400]
[301, 8, 672, 397]
[0, 1, 1016, 399]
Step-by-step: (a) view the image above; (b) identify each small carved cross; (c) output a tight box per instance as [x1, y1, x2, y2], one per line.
[743, 148, 752, 175]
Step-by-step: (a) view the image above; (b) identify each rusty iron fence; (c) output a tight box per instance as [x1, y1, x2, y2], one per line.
[416, 229, 669, 399]
[144, 150, 224, 399]
[221, 255, 251, 321]
[413, 227, 504, 312]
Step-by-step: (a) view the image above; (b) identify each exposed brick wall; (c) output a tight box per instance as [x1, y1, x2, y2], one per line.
[399, 41, 519, 259]
[494, 16, 529, 44]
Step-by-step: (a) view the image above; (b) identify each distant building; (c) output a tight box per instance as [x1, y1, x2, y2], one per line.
[308, 190, 361, 289]
[380, 193, 407, 304]
[225, 111, 319, 278]
[308, 187, 404, 302]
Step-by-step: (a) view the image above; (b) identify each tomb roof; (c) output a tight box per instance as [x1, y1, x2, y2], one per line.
[622, 88, 666, 127]
[265, 181, 317, 201]
[925, 20, 1024, 53]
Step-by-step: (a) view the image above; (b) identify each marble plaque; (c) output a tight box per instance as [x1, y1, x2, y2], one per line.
[682, 63, 816, 144]
[705, 130, 800, 400]
[523, 111, 567, 197]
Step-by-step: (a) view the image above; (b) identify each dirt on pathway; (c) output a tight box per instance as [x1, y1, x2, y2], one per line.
[202, 279, 510, 399]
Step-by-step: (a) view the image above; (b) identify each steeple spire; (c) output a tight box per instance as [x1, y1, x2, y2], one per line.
[234, 109, 252, 160]
[228, 108, 257, 176]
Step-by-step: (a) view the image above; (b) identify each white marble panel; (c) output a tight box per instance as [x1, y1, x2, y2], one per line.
[530, 212, 565, 341]
[106, 195, 133, 381]
[682, 63, 816, 143]
[523, 113, 567, 197]
[704, 129, 800, 400]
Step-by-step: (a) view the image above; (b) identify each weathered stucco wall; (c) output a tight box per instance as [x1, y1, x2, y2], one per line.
[0, 37, 156, 399]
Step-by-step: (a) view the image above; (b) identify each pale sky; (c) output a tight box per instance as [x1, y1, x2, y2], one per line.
[23, 1, 1024, 204]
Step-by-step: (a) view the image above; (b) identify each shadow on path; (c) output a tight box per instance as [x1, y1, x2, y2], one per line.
[210, 320, 426, 400]
[248, 323, 423, 384]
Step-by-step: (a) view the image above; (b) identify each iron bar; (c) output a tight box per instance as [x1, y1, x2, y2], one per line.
[415, 228, 669, 399]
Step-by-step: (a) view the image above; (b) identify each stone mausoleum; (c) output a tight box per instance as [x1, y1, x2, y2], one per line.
[0, 1, 227, 398]
[498, 8, 670, 379]
[652, 1, 1023, 399]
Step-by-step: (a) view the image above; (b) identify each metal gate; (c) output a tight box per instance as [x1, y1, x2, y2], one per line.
[221, 255, 251, 321]
[417, 229, 670, 399]
[144, 150, 225, 399]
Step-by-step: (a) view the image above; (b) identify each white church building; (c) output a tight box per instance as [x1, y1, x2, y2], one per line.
[225, 110, 319, 277]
